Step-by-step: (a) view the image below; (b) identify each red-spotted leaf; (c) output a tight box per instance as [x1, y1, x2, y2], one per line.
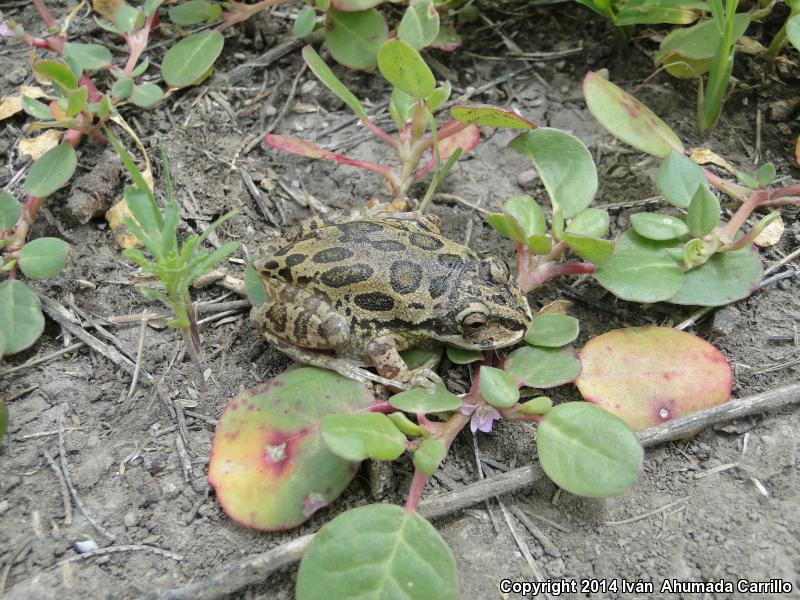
[208, 367, 374, 530]
[438, 123, 479, 158]
[576, 327, 731, 431]
[450, 105, 536, 129]
[583, 71, 683, 158]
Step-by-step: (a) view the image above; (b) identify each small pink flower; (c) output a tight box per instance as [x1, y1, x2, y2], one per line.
[470, 405, 501, 434]
[0, 21, 15, 37]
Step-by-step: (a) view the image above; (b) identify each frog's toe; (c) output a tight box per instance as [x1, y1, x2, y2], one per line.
[408, 368, 444, 393]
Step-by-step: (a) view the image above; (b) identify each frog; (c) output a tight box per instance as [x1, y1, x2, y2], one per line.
[250, 209, 532, 390]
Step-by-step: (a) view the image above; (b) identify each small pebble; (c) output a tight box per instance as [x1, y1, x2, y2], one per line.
[4, 66, 26, 85]
[73, 539, 98, 554]
[712, 306, 740, 337]
[517, 168, 539, 189]
[123, 510, 138, 528]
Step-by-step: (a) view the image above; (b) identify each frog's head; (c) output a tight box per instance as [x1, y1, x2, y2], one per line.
[434, 258, 532, 350]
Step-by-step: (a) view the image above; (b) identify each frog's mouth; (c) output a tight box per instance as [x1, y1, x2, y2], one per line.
[437, 326, 526, 351]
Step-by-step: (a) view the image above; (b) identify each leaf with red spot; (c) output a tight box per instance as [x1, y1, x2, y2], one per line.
[208, 367, 374, 530]
[576, 327, 731, 431]
[438, 123, 479, 159]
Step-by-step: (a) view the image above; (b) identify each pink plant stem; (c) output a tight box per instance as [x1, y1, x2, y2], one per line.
[123, 18, 154, 78]
[720, 190, 767, 244]
[518, 261, 595, 293]
[703, 168, 748, 202]
[33, 0, 56, 29]
[363, 119, 400, 150]
[769, 183, 800, 201]
[217, 0, 288, 31]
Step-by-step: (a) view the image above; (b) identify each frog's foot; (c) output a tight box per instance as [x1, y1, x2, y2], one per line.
[405, 367, 445, 393]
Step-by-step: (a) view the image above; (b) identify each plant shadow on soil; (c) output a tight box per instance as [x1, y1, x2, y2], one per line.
[0, 2, 799, 599]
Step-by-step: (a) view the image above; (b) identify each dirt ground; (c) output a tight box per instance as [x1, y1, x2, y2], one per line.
[1, 2, 799, 599]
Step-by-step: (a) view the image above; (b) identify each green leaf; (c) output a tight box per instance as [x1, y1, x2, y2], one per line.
[686, 185, 720, 237]
[615, 0, 706, 26]
[524, 314, 579, 347]
[566, 208, 609, 237]
[329, 0, 383, 9]
[413, 438, 446, 475]
[577, 326, 731, 430]
[446, 346, 482, 364]
[450, 105, 535, 129]
[111, 77, 134, 100]
[293, 6, 317, 37]
[656, 150, 708, 208]
[208, 367, 374, 530]
[486, 213, 514, 240]
[509, 128, 597, 218]
[505, 195, 547, 242]
[789, 14, 800, 50]
[594, 230, 684, 303]
[62, 42, 112, 73]
[297, 505, 457, 600]
[377, 39, 435, 100]
[518, 396, 552, 415]
[388, 412, 424, 437]
[630, 212, 689, 240]
[400, 346, 441, 370]
[33, 60, 78, 90]
[755, 163, 776, 188]
[144, 0, 166, 16]
[0, 280, 45, 355]
[389, 87, 415, 127]
[325, 9, 388, 70]
[18, 237, 69, 280]
[537, 402, 643, 497]
[24, 142, 77, 197]
[22, 96, 52, 120]
[390, 385, 461, 413]
[65, 86, 88, 118]
[669, 245, 762, 306]
[244, 263, 268, 306]
[479, 366, 519, 408]
[398, 0, 440, 50]
[161, 30, 224, 88]
[504, 345, 582, 388]
[321, 413, 406, 461]
[302, 45, 367, 119]
[0, 192, 20, 230]
[131, 83, 164, 108]
[583, 71, 684, 158]
[168, 0, 222, 25]
[115, 4, 143, 32]
[426, 81, 450, 112]
[561, 232, 614, 265]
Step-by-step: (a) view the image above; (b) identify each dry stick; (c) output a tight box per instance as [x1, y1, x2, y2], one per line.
[126, 311, 149, 402]
[58, 412, 116, 543]
[43, 448, 72, 526]
[144, 382, 800, 600]
[0, 342, 85, 378]
[498, 500, 548, 591]
[59, 544, 182, 566]
[510, 506, 561, 557]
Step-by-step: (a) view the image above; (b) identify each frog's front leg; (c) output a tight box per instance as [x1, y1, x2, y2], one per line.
[367, 336, 444, 392]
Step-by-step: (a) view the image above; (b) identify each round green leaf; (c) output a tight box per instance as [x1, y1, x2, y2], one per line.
[388, 412, 424, 437]
[0, 192, 20, 231]
[161, 30, 224, 88]
[33, 60, 78, 90]
[537, 402, 643, 497]
[208, 367, 373, 530]
[655, 149, 707, 208]
[131, 83, 164, 108]
[509, 128, 597, 218]
[479, 366, 519, 408]
[18, 237, 69, 280]
[576, 327, 731, 431]
[583, 71, 683, 158]
[321, 413, 406, 461]
[0, 280, 45, 355]
[566, 208, 609, 237]
[390, 385, 461, 413]
[630, 212, 689, 241]
[24, 142, 77, 198]
[519, 396, 552, 415]
[400, 346, 441, 370]
[62, 42, 112, 72]
[330, 0, 384, 9]
[789, 14, 800, 50]
[594, 230, 684, 303]
[325, 9, 388, 70]
[22, 96, 52, 120]
[168, 0, 222, 25]
[398, 0, 440, 50]
[687, 185, 720, 237]
[377, 39, 435, 100]
[293, 6, 317, 37]
[297, 504, 457, 600]
[669, 245, 762, 306]
[525, 314, 579, 347]
[413, 438, 446, 475]
[503, 195, 546, 241]
[505, 345, 582, 388]
[446, 346, 482, 364]
[561, 232, 615, 265]
[450, 105, 535, 129]
[112, 77, 134, 100]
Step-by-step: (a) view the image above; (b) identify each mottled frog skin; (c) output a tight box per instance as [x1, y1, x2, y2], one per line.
[251, 210, 532, 389]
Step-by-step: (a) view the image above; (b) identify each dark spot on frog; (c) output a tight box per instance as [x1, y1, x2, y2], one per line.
[369, 239, 407, 252]
[409, 232, 444, 251]
[260, 259, 280, 271]
[293, 311, 312, 341]
[408, 302, 424, 310]
[390, 260, 423, 294]
[312, 247, 353, 263]
[319, 264, 374, 288]
[278, 267, 292, 282]
[437, 253, 464, 268]
[273, 245, 292, 257]
[336, 222, 383, 241]
[285, 253, 307, 267]
[263, 303, 287, 333]
[354, 292, 395, 311]
[489, 294, 508, 306]
[429, 276, 448, 299]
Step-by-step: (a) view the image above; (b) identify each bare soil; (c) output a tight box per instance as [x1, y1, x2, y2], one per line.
[1, 2, 799, 599]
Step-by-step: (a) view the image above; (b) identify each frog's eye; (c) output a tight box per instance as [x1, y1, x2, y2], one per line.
[484, 258, 510, 284]
[461, 312, 488, 332]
